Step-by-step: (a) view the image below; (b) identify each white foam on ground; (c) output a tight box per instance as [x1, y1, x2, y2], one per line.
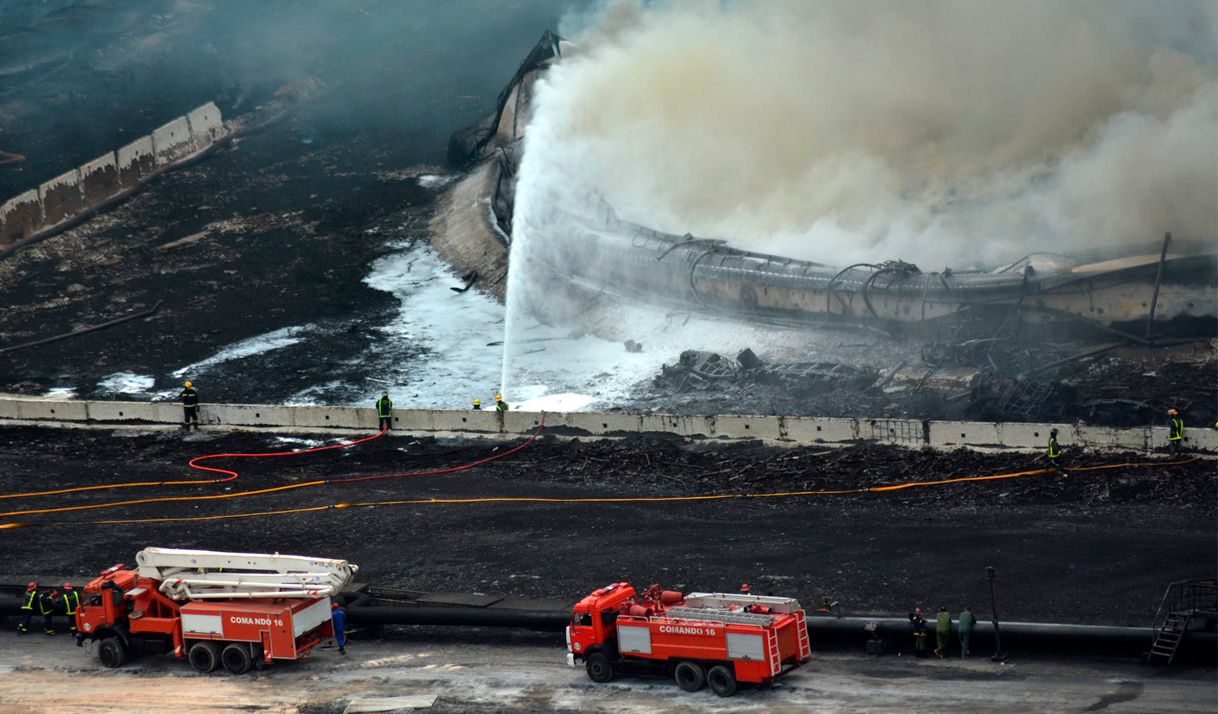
[365, 243, 756, 411]
[515, 392, 595, 412]
[171, 325, 312, 378]
[363, 243, 505, 408]
[97, 372, 155, 395]
[417, 174, 457, 189]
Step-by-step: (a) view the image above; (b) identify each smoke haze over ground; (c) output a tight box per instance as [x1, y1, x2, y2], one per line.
[524, 0, 1218, 270]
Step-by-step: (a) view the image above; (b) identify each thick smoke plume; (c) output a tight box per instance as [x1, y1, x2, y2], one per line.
[524, 0, 1217, 270]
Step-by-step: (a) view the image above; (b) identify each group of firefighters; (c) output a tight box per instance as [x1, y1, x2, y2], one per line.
[17, 582, 81, 636]
[178, 382, 511, 431]
[1047, 407, 1188, 471]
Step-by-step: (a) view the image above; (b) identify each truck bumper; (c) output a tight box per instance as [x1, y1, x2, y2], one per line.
[566, 652, 576, 668]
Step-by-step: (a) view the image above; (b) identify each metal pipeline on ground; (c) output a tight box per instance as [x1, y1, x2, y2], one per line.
[805, 615, 1217, 660]
[3, 582, 1212, 661]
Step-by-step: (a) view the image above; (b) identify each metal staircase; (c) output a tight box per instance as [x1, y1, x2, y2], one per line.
[1147, 579, 1217, 665]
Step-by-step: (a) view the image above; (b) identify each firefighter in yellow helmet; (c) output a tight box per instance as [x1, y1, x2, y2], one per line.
[179, 380, 200, 430]
[472, 398, 481, 410]
[495, 394, 509, 413]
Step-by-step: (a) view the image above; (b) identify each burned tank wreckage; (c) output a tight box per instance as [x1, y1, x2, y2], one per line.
[449, 33, 1217, 345]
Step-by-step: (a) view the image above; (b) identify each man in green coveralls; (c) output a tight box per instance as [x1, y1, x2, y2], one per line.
[958, 607, 975, 658]
[935, 606, 951, 658]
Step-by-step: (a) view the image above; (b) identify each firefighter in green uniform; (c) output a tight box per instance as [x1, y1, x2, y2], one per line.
[495, 394, 509, 412]
[17, 582, 37, 634]
[375, 391, 393, 431]
[62, 582, 81, 634]
[1047, 428, 1063, 473]
[1168, 409, 1184, 454]
[958, 607, 975, 658]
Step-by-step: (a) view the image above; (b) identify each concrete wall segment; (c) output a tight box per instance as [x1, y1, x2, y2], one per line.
[152, 116, 193, 165]
[86, 401, 160, 423]
[116, 136, 155, 185]
[0, 189, 43, 246]
[0, 399, 20, 420]
[37, 168, 84, 226]
[15, 399, 87, 421]
[80, 151, 120, 203]
[186, 102, 225, 147]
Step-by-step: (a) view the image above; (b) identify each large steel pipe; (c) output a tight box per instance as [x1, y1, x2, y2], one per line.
[806, 615, 1217, 660]
[344, 604, 570, 630]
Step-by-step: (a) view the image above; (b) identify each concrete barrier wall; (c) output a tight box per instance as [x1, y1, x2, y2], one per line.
[152, 116, 194, 165]
[80, 152, 120, 204]
[38, 169, 84, 226]
[0, 396, 1214, 453]
[186, 102, 224, 148]
[0, 103, 226, 251]
[0, 189, 42, 247]
[117, 136, 155, 187]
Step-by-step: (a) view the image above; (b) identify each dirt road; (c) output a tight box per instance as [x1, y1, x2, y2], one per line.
[0, 628, 1213, 713]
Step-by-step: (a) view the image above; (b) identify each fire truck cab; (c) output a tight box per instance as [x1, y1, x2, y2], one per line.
[567, 582, 811, 697]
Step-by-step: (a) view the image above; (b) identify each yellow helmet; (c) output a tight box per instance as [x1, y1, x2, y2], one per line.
[473, 398, 481, 406]
[495, 394, 503, 401]
[184, 381, 192, 388]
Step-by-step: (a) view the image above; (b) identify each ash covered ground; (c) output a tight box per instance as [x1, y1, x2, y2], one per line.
[1, 426, 1213, 626]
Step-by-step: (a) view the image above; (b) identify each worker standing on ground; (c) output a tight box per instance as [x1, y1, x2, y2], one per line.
[331, 602, 346, 655]
[958, 607, 975, 658]
[39, 588, 59, 635]
[472, 398, 481, 410]
[934, 606, 951, 658]
[1047, 428, 1063, 473]
[17, 582, 37, 634]
[179, 380, 200, 430]
[909, 607, 928, 658]
[1168, 409, 1184, 454]
[62, 583, 80, 634]
[375, 391, 393, 431]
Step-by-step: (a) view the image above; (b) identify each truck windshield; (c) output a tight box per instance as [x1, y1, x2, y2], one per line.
[574, 613, 592, 627]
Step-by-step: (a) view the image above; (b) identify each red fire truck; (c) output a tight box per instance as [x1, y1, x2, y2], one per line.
[76, 548, 357, 674]
[566, 582, 811, 696]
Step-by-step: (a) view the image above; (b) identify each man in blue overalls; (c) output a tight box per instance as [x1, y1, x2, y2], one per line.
[331, 602, 347, 655]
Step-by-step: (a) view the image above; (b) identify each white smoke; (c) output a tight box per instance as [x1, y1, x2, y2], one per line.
[523, 0, 1217, 270]
[499, 0, 1217, 400]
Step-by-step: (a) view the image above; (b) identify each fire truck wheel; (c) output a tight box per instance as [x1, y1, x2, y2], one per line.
[221, 643, 253, 675]
[674, 661, 706, 692]
[188, 641, 221, 674]
[585, 652, 614, 683]
[707, 664, 737, 697]
[97, 637, 126, 668]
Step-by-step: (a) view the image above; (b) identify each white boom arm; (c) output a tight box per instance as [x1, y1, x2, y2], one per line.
[136, 547, 359, 602]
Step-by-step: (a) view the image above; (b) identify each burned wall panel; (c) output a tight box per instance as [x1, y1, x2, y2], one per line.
[186, 101, 225, 149]
[0, 190, 43, 249]
[80, 152, 120, 204]
[116, 136, 155, 187]
[151, 116, 193, 166]
[37, 169, 84, 227]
